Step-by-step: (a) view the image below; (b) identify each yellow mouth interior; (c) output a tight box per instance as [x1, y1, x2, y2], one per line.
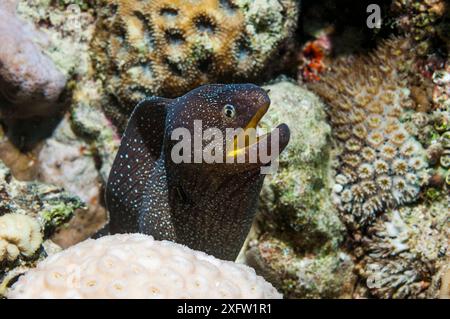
[227, 103, 269, 157]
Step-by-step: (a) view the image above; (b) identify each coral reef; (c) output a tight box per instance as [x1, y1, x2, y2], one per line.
[243, 80, 356, 298]
[418, 110, 450, 195]
[297, 32, 331, 82]
[0, 124, 40, 181]
[433, 62, 450, 112]
[258, 81, 343, 249]
[92, 0, 298, 128]
[245, 234, 355, 299]
[309, 38, 429, 229]
[0, 160, 85, 296]
[16, 0, 96, 78]
[70, 81, 120, 184]
[0, 0, 445, 300]
[37, 116, 108, 247]
[0, 0, 67, 119]
[402, 64, 450, 196]
[356, 199, 448, 298]
[0, 161, 85, 228]
[7, 234, 282, 299]
[390, 0, 449, 56]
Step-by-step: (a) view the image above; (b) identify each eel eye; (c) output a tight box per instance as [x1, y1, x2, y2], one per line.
[223, 104, 236, 119]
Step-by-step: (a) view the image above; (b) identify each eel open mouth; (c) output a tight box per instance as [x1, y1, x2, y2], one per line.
[226, 98, 290, 163]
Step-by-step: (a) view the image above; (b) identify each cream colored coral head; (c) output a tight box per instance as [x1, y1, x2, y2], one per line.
[0, 213, 43, 263]
[7, 234, 282, 299]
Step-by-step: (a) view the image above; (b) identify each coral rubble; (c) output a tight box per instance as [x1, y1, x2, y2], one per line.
[309, 38, 429, 229]
[243, 80, 356, 298]
[0, 0, 67, 119]
[92, 0, 298, 128]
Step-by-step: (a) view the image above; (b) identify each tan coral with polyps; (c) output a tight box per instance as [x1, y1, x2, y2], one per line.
[92, 0, 298, 127]
[310, 39, 428, 228]
[7, 234, 282, 299]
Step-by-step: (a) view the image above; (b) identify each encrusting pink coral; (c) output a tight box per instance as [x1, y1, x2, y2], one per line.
[0, 0, 66, 119]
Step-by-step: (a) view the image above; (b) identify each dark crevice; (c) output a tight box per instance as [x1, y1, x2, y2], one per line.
[194, 15, 217, 34]
[198, 56, 213, 73]
[160, 7, 178, 19]
[164, 29, 185, 46]
[219, 0, 238, 14]
[165, 58, 183, 76]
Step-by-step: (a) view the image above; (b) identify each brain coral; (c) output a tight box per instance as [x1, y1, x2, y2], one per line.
[309, 38, 429, 229]
[7, 234, 282, 299]
[92, 0, 298, 126]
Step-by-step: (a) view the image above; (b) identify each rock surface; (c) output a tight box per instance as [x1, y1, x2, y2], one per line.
[0, 0, 67, 119]
[243, 80, 356, 298]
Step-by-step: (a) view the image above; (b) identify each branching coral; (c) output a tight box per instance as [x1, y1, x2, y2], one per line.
[7, 234, 282, 299]
[0, 0, 67, 119]
[0, 214, 42, 263]
[309, 39, 429, 229]
[92, 0, 298, 128]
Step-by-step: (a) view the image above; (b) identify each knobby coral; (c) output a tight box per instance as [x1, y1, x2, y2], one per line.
[92, 0, 298, 127]
[8, 234, 282, 299]
[0, 0, 67, 119]
[0, 214, 42, 263]
[310, 39, 429, 229]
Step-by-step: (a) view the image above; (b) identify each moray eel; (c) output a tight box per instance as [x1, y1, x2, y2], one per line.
[105, 84, 290, 260]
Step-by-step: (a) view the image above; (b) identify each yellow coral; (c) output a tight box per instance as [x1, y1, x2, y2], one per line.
[310, 39, 428, 228]
[92, 0, 297, 127]
[0, 213, 43, 262]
